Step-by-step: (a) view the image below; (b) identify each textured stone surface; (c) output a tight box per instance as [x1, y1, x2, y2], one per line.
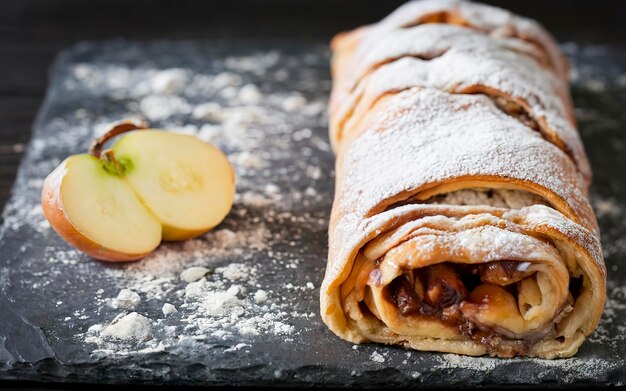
[0, 40, 624, 387]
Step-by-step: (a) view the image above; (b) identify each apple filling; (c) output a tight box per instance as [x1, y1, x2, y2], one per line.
[341, 188, 578, 357]
[356, 259, 575, 356]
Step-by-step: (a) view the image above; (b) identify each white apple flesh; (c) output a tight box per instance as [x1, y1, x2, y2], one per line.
[41, 120, 236, 262]
[42, 154, 162, 261]
[111, 131, 236, 241]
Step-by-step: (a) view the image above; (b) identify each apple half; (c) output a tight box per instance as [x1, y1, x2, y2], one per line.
[42, 119, 236, 261]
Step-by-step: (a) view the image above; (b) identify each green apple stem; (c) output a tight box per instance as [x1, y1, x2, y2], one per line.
[89, 118, 148, 176]
[100, 149, 126, 176]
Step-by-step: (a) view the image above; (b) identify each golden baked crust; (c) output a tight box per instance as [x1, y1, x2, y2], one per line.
[322, 0, 605, 358]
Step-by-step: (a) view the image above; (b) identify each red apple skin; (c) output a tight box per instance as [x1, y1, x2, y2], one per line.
[41, 159, 151, 262]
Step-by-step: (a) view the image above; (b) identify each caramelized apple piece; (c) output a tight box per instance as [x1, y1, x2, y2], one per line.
[424, 263, 468, 309]
[461, 284, 528, 336]
[389, 274, 423, 315]
[479, 261, 532, 286]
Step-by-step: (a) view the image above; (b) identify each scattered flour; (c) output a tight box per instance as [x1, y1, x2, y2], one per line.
[281, 93, 307, 112]
[225, 343, 250, 352]
[192, 102, 224, 121]
[162, 303, 177, 316]
[78, 218, 314, 353]
[254, 289, 268, 303]
[435, 354, 498, 372]
[140, 94, 191, 121]
[217, 263, 253, 281]
[151, 68, 188, 95]
[370, 351, 386, 363]
[593, 196, 622, 219]
[211, 228, 239, 248]
[186, 283, 242, 316]
[101, 312, 152, 342]
[238, 84, 263, 104]
[111, 289, 141, 310]
[180, 266, 212, 283]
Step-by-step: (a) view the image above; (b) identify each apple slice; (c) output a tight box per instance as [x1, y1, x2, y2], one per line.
[41, 118, 236, 261]
[42, 154, 162, 261]
[111, 131, 236, 241]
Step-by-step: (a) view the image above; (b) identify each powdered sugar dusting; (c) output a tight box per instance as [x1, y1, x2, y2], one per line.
[430, 353, 617, 382]
[100, 312, 153, 342]
[78, 204, 311, 351]
[343, 24, 548, 96]
[332, 42, 589, 181]
[333, 88, 596, 239]
[374, 0, 567, 76]
[370, 350, 386, 363]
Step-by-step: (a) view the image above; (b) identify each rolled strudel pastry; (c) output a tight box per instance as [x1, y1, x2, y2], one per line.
[321, 0, 606, 358]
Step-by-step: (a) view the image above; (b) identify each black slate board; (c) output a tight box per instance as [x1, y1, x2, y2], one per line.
[0, 40, 625, 388]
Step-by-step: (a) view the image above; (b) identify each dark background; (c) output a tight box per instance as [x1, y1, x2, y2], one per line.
[1, 0, 626, 213]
